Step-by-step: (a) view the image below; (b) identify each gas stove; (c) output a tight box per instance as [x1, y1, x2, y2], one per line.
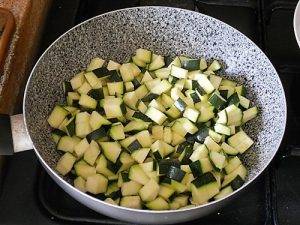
[0, 0, 300, 225]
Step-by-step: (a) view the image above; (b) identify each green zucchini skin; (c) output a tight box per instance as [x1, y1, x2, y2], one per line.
[86, 127, 107, 143]
[192, 172, 216, 188]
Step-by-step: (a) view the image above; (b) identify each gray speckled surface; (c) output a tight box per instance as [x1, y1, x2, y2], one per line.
[24, 6, 285, 202]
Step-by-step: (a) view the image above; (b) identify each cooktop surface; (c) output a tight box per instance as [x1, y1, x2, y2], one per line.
[0, 0, 300, 225]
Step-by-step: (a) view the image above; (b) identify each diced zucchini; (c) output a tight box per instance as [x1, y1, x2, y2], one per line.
[171, 65, 188, 79]
[193, 73, 215, 94]
[120, 63, 141, 81]
[109, 122, 125, 140]
[145, 107, 167, 125]
[101, 97, 124, 119]
[225, 105, 243, 126]
[199, 58, 207, 70]
[123, 91, 139, 110]
[89, 111, 111, 131]
[171, 130, 185, 146]
[79, 94, 97, 109]
[86, 173, 108, 194]
[209, 75, 222, 89]
[74, 176, 86, 192]
[121, 181, 142, 196]
[50, 50, 258, 209]
[178, 118, 198, 134]
[124, 120, 150, 132]
[242, 106, 258, 123]
[132, 55, 147, 67]
[166, 105, 181, 119]
[163, 127, 172, 144]
[222, 164, 247, 187]
[204, 136, 221, 152]
[95, 155, 116, 177]
[209, 91, 226, 110]
[151, 140, 166, 159]
[151, 79, 172, 95]
[136, 130, 153, 147]
[74, 138, 90, 158]
[208, 129, 222, 143]
[183, 107, 199, 122]
[180, 57, 200, 71]
[167, 56, 181, 68]
[140, 71, 154, 84]
[129, 164, 150, 185]
[84, 72, 102, 89]
[189, 158, 213, 177]
[87, 88, 104, 101]
[151, 125, 164, 141]
[166, 166, 186, 182]
[148, 54, 165, 71]
[228, 130, 254, 153]
[48, 105, 69, 129]
[221, 79, 237, 87]
[214, 186, 233, 200]
[87, 57, 105, 71]
[131, 148, 150, 163]
[154, 68, 170, 79]
[70, 72, 85, 90]
[57, 136, 79, 153]
[207, 60, 221, 71]
[120, 196, 142, 209]
[225, 156, 242, 174]
[195, 101, 215, 122]
[51, 129, 65, 144]
[77, 82, 92, 95]
[137, 101, 148, 113]
[146, 197, 169, 210]
[118, 152, 135, 172]
[159, 184, 175, 200]
[235, 85, 246, 96]
[189, 144, 208, 162]
[149, 99, 166, 112]
[216, 109, 227, 124]
[124, 82, 134, 92]
[139, 179, 160, 202]
[84, 140, 100, 165]
[75, 119, 92, 138]
[238, 95, 250, 109]
[99, 142, 122, 163]
[136, 48, 152, 63]
[74, 160, 96, 179]
[135, 84, 149, 99]
[107, 82, 124, 95]
[214, 123, 231, 136]
[107, 60, 121, 71]
[210, 151, 226, 170]
[221, 142, 239, 156]
[191, 172, 219, 204]
[56, 152, 76, 175]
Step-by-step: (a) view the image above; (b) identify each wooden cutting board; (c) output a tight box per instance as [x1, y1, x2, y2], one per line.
[0, 0, 52, 115]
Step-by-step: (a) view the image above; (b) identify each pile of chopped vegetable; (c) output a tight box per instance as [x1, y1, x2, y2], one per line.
[47, 48, 258, 210]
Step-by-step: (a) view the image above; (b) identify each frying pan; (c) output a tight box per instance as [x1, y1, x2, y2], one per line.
[0, 7, 286, 224]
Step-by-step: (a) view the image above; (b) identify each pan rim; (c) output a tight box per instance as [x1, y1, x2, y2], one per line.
[23, 6, 287, 214]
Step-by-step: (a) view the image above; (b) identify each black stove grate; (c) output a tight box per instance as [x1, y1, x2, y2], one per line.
[35, 0, 300, 224]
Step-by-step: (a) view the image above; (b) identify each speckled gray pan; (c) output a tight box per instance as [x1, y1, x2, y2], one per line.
[23, 6, 286, 224]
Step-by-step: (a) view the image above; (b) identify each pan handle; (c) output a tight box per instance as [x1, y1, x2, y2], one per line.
[0, 114, 33, 155]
